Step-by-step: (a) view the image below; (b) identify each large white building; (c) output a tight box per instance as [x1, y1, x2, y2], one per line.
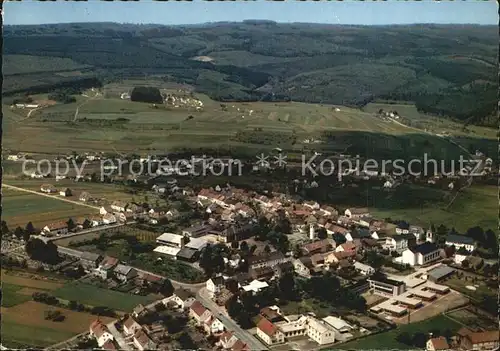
[257, 315, 336, 346]
[445, 234, 476, 252]
[401, 242, 440, 266]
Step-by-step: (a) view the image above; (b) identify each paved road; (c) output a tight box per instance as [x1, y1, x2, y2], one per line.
[3, 184, 100, 210]
[197, 288, 268, 351]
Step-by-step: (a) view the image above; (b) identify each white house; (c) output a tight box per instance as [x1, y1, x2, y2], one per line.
[384, 235, 410, 253]
[204, 316, 226, 335]
[102, 213, 116, 225]
[445, 234, 476, 252]
[256, 318, 285, 345]
[90, 320, 114, 347]
[206, 276, 225, 297]
[41, 222, 69, 236]
[163, 288, 195, 309]
[110, 201, 128, 213]
[401, 242, 440, 266]
[353, 261, 375, 276]
[306, 317, 336, 345]
[344, 208, 369, 218]
[123, 316, 142, 336]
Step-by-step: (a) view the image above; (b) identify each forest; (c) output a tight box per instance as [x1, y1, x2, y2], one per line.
[3, 22, 497, 126]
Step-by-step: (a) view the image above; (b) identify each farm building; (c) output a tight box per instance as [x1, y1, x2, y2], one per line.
[41, 221, 68, 236]
[59, 187, 72, 197]
[40, 184, 57, 193]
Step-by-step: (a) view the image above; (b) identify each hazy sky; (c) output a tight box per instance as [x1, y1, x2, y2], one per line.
[4, 0, 497, 26]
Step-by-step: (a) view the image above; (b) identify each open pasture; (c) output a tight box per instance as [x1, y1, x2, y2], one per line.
[371, 185, 497, 233]
[52, 281, 157, 311]
[1, 188, 98, 229]
[364, 102, 497, 140]
[1, 301, 114, 348]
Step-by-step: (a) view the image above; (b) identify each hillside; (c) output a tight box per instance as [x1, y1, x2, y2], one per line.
[3, 22, 498, 126]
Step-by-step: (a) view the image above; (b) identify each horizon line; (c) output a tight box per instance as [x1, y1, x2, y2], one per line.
[4, 20, 497, 27]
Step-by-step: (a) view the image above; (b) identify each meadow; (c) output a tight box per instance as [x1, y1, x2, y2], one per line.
[329, 315, 462, 350]
[0, 269, 115, 348]
[371, 185, 497, 233]
[1, 188, 98, 229]
[52, 281, 157, 311]
[4, 80, 495, 160]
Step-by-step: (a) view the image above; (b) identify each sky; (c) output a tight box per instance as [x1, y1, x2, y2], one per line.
[4, 0, 498, 26]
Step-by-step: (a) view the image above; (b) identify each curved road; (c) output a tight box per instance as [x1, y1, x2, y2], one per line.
[3, 184, 100, 210]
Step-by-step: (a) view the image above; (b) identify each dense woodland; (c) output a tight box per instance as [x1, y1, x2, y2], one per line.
[3, 22, 497, 126]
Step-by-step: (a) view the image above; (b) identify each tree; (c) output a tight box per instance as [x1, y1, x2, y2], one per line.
[67, 218, 76, 232]
[159, 279, 174, 297]
[412, 332, 427, 348]
[264, 245, 271, 254]
[22, 230, 32, 242]
[333, 233, 346, 245]
[1, 221, 9, 236]
[457, 246, 469, 255]
[82, 219, 92, 229]
[25, 238, 61, 264]
[240, 241, 249, 252]
[14, 226, 24, 240]
[396, 332, 412, 345]
[317, 227, 327, 240]
[25, 222, 35, 235]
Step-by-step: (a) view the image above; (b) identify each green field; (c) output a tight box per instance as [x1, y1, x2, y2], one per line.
[1, 283, 33, 307]
[52, 281, 157, 311]
[1, 321, 76, 348]
[4, 80, 495, 159]
[364, 102, 497, 140]
[329, 315, 462, 350]
[371, 185, 497, 233]
[1, 188, 97, 229]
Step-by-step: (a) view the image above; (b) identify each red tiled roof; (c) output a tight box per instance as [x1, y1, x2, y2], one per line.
[232, 340, 249, 351]
[90, 320, 109, 338]
[429, 337, 449, 350]
[341, 242, 356, 251]
[134, 329, 152, 347]
[257, 317, 278, 337]
[123, 316, 139, 329]
[46, 221, 68, 230]
[304, 239, 330, 253]
[467, 331, 499, 345]
[102, 340, 117, 350]
[190, 300, 207, 317]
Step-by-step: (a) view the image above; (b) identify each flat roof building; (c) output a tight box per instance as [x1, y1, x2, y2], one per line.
[368, 275, 406, 297]
[427, 265, 455, 283]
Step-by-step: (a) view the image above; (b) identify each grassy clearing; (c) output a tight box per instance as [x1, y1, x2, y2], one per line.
[371, 185, 497, 233]
[329, 315, 461, 350]
[1, 188, 97, 229]
[52, 281, 157, 311]
[1, 283, 33, 307]
[1, 301, 114, 348]
[364, 102, 497, 140]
